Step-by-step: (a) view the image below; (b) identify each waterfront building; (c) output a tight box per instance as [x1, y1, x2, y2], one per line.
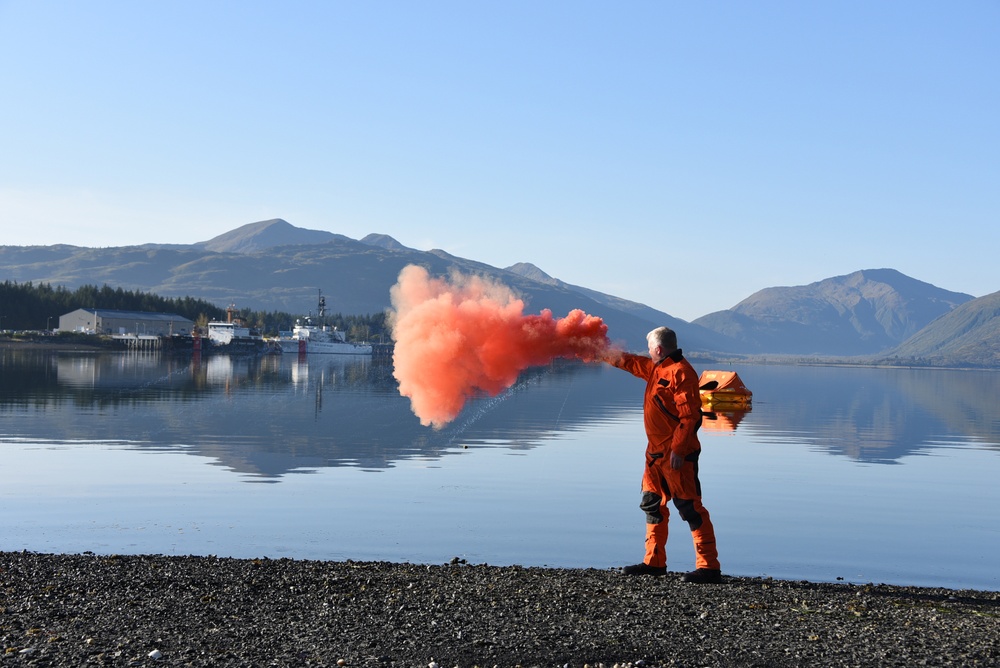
[58, 309, 194, 336]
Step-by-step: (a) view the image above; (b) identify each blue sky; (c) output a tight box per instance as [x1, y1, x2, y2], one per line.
[2, 1, 997, 321]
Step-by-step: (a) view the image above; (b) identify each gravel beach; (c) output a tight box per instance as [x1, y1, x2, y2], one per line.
[2, 552, 997, 667]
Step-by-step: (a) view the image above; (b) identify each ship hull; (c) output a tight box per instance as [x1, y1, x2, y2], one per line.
[277, 339, 372, 355]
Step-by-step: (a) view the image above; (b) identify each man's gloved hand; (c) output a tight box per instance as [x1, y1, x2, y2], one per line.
[670, 450, 684, 470]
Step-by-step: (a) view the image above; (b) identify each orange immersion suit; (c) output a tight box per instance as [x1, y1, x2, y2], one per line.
[612, 349, 720, 572]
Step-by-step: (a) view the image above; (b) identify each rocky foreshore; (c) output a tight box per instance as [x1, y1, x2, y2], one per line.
[1, 552, 997, 667]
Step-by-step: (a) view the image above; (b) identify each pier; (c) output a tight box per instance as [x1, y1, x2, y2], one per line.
[112, 334, 162, 351]
[371, 342, 394, 362]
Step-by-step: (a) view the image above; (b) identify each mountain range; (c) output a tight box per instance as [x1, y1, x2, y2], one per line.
[2, 219, 997, 367]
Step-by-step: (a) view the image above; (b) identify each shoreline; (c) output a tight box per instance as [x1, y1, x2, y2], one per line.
[0, 337, 116, 352]
[2, 552, 997, 667]
[4, 337, 992, 371]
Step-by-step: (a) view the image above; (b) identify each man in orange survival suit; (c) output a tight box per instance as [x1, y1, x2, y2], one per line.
[603, 326, 722, 583]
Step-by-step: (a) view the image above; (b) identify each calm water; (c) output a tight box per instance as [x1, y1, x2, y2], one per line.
[2, 349, 998, 591]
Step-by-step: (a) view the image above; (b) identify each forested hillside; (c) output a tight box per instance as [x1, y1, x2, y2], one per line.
[692, 269, 973, 356]
[881, 290, 1000, 368]
[0, 281, 225, 331]
[0, 281, 388, 341]
[0, 222, 738, 353]
[4, 220, 998, 366]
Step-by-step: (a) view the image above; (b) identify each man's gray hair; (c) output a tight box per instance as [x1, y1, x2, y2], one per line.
[646, 326, 678, 352]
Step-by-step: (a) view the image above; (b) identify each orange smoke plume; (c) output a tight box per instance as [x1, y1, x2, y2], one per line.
[389, 264, 611, 428]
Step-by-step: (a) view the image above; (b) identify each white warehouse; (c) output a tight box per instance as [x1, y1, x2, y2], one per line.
[58, 309, 194, 336]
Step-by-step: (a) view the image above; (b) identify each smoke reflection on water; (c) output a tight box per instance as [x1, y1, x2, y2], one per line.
[1, 350, 998, 591]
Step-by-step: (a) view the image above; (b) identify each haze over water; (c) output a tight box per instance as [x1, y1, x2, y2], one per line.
[2, 350, 998, 592]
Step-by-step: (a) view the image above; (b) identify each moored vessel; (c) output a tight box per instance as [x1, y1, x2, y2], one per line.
[164, 305, 273, 355]
[205, 318, 271, 355]
[275, 291, 373, 356]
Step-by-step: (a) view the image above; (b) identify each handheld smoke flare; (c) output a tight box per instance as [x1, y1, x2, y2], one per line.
[389, 265, 612, 428]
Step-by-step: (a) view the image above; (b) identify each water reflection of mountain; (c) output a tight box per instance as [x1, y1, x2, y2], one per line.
[1, 351, 640, 480]
[190, 359, 640, 478]
[738, 365, 1000, 463]
[5, 351, 998, 475]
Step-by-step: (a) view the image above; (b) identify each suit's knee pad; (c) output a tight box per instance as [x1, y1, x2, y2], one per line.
[672, 497, 703, 531]
[640, 491, 663, 524]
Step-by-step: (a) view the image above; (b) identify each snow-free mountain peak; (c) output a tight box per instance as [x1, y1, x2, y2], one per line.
[198, 219, 343, 254]
[505, 262, 558, 285]
[360, 234, 412, 252]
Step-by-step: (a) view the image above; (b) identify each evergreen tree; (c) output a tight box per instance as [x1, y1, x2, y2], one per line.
[0, 280, 390, 341]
